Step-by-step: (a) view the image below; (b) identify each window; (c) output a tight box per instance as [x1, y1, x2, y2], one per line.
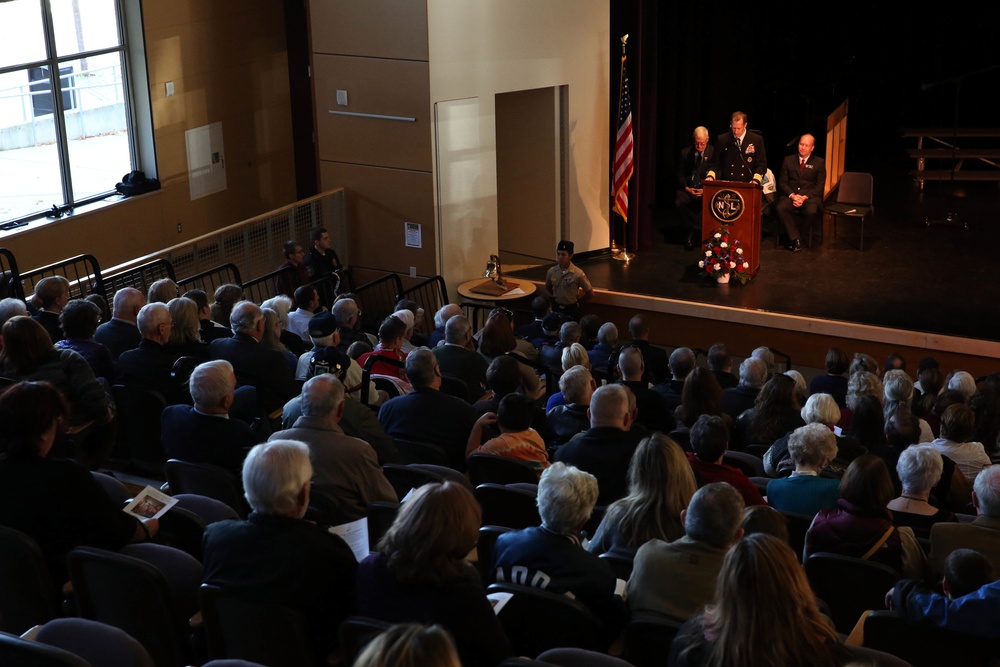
[0, 0, 154, 225]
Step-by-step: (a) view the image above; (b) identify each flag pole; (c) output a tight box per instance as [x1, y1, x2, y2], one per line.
[612, 34, 634, 262]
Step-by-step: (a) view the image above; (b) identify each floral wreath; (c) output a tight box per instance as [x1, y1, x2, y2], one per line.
[699, 227, 751, 284]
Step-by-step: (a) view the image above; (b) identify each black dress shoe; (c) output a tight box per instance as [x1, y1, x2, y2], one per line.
[788, 239, 803, 252]
[684, 230, 697, 250]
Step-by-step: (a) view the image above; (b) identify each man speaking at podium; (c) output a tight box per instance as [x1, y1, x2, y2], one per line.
[704, 111, 767, 185]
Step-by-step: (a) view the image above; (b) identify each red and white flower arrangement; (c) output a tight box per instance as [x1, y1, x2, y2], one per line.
[698, 227, 751, 284]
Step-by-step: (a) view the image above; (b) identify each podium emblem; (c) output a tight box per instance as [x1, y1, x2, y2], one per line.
[710, 189, 745, 223]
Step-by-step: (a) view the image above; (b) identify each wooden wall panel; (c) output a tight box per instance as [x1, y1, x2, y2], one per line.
[313, 55, 432, 171]
[309, 0, 429, 61]
[320, 162, 436, 276]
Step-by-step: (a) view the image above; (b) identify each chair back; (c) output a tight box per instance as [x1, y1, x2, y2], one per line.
[476, 525, 513, 582]
[171, 494, 241, 524]
[393, 439, 450, 467]
[722, 450, 765, 477]
[337, 616, 392, 667]
[439, 374, 471, 403]
[486, 582, 601, 655]
[367, 502, 401, 551]
[537, 647, 636, 667]
[863, 609, 1000, 667]
[474, 484, 541, 529]
[154, 505, 208, 561]
[90, 471, 131, 506]
[836, 171, 874, 206]
[166, 459, 249, 518]
[778, 510, 814, 562]
[35, 618, 155, 667]
[102, 259, 175, 303]
[67, 546, 192, 667]
[622, 615, 684, 667]
[0, 632, 90, 667]
[467, 454, 539, 487]
[0, 526, 58, 635]
[804, 552, 900, 633]
[599, 552, 634, 580]
[112, 385, 168, 472]
[744, 443, 769, 459]
[199, 584, 316, 667]
[381, 464, 445, 499]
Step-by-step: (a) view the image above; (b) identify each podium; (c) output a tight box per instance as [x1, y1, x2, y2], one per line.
[701, 180, 762, 276]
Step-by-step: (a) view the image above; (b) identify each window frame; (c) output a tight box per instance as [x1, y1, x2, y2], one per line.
[0, 0, 156, 226]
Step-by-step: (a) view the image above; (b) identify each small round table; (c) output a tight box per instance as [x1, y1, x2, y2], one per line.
[457, 278, 537, 302]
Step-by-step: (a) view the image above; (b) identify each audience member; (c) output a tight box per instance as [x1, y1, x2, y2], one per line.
[706, 342, 737, 390]
[628, 483, 745, 622]
[202, 439, 357, 659]
[669, 534, 850, 667]
[539, 320, 581, 380]
[31, 275, 70, 342]
[210, 301, 297, 415]
[377, 348, 477, 469]
[183, 288, 231, 342]
[493, 463, 626, 639]
[805, 455, 927, 578]
[553, 384, 642, 505]
[886, 444, 956, 539]
[589, 432, 697, 556]
[675, 366, 731, 434]
[687, 414, 765, 505]
[295, 311, 377, 404]
[433, 315, 488, 400]
[653, 346, 696, 414]
[146, 278, 178, 304]
[930, 465, 1000, 575]
[94, 286, 144, 359]
[515, 295, 550, 344]
[766, 423, 841, 515]
[210, 284, 244, 328]
[260, 306, 298, 373]
[430, 303, 462, 348]
[721, 356, 767, 421]
[929, 403, 991, 479]
[161, 360, 256, 475]
[332, 297, 369, 351]
[741, 505, 790, 544]
[0, 296, 28, 328]
[764, 393, 864, 477]
[883, 370, 934, 443]
[356, 482, 513, 667]
[969, 388, 1000, 464]
[545, 366, 595, 447]
[734, 373, 805, 449]
[274, 240, 310, 297]
[270, 374, 396, 520]
[0, 381, 155, 582]
[55, 299, 113, 380]
[477, 311, 542, 400]
[947, 370, 977, 402]
[392, 308, 418, 355]
[751, 346, 775, 378]
[616, 346, 671, 432]
[545, 342, 590, 411]
[358, 315, 409, 381]
[166, 296, 210, 360]
[466, 393, 548, 469]
[304, 226, 341, 279]
[627, 315, 669, 383]
[588, 321, 618, 376]
[809, 346, 849, 408]
[353, 623, 461, 667]
[117, 302, 187, 404]
[262, 293, 309, 358]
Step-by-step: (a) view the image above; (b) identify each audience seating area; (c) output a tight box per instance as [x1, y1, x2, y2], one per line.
[4, 233, 1000, 667]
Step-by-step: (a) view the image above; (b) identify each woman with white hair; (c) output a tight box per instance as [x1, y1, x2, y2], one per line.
[545, 342, 592, 411]
[886, 444, 957, 538]
[763, 393, 864, 478]
[262, 294, 309, 358]
[492, 462, 626, 642]
[766, 424, 841, 515]
[947, 370, 977, 401]
[883, 370, 934, 444]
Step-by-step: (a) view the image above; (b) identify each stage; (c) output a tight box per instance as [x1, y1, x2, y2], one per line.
[508, 178, 1000, 357]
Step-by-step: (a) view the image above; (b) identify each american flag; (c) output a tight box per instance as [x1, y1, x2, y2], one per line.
[613, 57, 634, 222]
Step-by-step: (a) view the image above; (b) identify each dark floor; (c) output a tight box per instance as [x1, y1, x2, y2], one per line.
[510, 174, 1000, 342]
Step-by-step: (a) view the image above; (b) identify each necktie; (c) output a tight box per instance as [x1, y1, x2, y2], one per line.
[799, 159, 805, 172]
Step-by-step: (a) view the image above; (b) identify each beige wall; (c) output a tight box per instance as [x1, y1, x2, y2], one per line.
[428, 0, 610, 293]
[2, 0, 297, 273]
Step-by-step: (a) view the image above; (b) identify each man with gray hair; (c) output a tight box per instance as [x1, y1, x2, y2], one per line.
[270, 374, 395, 520]
[493, 462, 625, 636]
[546, 365, 596, 447]
[722, 356, 767, 421]
[432, 314, 488, 400]
[751, 345, 775, 377]
[628, 314, 669, 384]
[331, 297, 372, 352]
[429, 303, 462, 347]
[628, 482, 745, 621]
[161, 359, 256, 475]
[117, 302, 187, 403]
[653, 346, 696, 414]
[616, 346, 671, 432]
[588, 321, 618, 375]
[553, 383, 642, 505]
[931, 465, 1000, 575]
[210, 300, 297, 415]
[676, 125, 714, 249]
[202, 440, 358, 659]
[540, 320, 581, 380]
[95, 286, 145, 359]
[377, 347, 477, 468]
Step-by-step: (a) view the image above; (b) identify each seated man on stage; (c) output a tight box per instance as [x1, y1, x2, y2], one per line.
[676, 126, 714, 250]
[776, 134, 826, 252]
[704, 110, 767, 185]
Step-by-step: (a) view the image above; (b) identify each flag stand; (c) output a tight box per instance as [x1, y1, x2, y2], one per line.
[612, 34, 634, 263]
